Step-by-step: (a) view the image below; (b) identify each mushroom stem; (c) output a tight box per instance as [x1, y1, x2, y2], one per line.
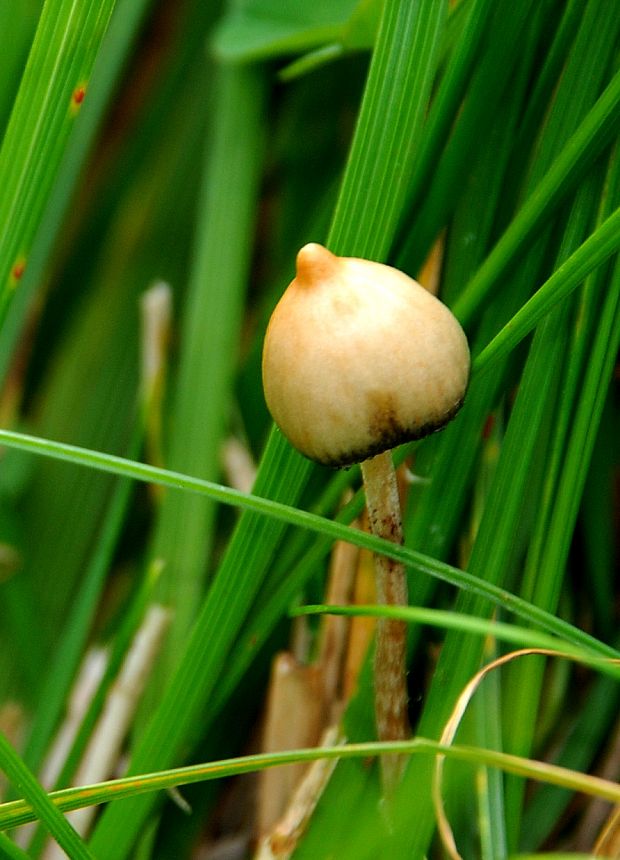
[360, 450, 409, 794]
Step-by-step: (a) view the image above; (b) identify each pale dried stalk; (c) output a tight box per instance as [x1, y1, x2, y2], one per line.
[417, 231, 445, 297]
[257, 654, 324, 834]
[42, 604, 170, 859]
[140, 281, 171, 413]
[140, 281, 171, 484]
[255, 725, 344, 860]
[222, 436, 257, 495]
[344, 547, 377, 701]
[39, 648, 108, 791]
[594, 805, 620, 857]
[583, 717, 620, 856]
[433, 650, 546, 860]
[360, 450, 410, 794]
[14, 649, 108, 850]
[317, 530, 358, 711]
[257, 523, 358, 845]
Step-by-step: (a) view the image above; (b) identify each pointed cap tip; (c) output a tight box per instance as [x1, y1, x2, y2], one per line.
[295, 243, 338, 286]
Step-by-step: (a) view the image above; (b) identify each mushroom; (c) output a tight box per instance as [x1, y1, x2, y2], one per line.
[262, 243, 470, 792]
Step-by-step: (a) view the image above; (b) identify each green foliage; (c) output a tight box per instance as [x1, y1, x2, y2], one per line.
[0, 0, 117, 324]
[0, 0, 618, 858]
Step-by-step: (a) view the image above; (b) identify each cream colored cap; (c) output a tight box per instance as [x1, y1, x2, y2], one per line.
[262, 243, 470, 467]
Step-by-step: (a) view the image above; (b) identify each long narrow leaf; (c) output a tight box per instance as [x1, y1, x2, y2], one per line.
[0, 732, 94, 860]
[0, 425, 616, 660]
[0, 0, 117, 326]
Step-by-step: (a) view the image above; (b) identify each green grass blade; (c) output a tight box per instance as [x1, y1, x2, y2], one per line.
[23, 570, 166, 859]
[330, 0, 447, 259]
[454, 66, 620, 326]
[476, 646, 508, 860]
[150, 62, 268, 658]
[0, 0, 153, 387]
[2, 737, 620, 833]
[0, 830, 31, 860]
[0, 0, 117, 328]
[211, 0, 361, 63]
[474, 205, 620, 375]
[505, 239, 620, 850]
[519, 668, 620, 850]
[5, 13, 215, 696]
[21, 426, 142, 777]
[391, 7, 620, 848]
[0, 425, 616, 662]
[503, 178, 610, 831]
[291, 605, 619, 670]
[397, 0, 538, 272]
[396, 0, 494, 227]
[0, 1, 40, 131]
[0, 732, 94, 860]
[580, 406, 617, 635]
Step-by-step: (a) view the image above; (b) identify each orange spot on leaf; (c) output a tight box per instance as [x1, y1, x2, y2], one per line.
[70, 84, 87, 115]
[11, 260, 26, 282]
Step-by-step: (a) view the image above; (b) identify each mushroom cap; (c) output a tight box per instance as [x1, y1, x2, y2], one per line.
[262, 243, 470, 467]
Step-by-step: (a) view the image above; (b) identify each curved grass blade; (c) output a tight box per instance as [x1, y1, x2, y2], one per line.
[1, 738, 619, 832]
[292, 604, 620, 677]
[0, 425, 616, 661]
